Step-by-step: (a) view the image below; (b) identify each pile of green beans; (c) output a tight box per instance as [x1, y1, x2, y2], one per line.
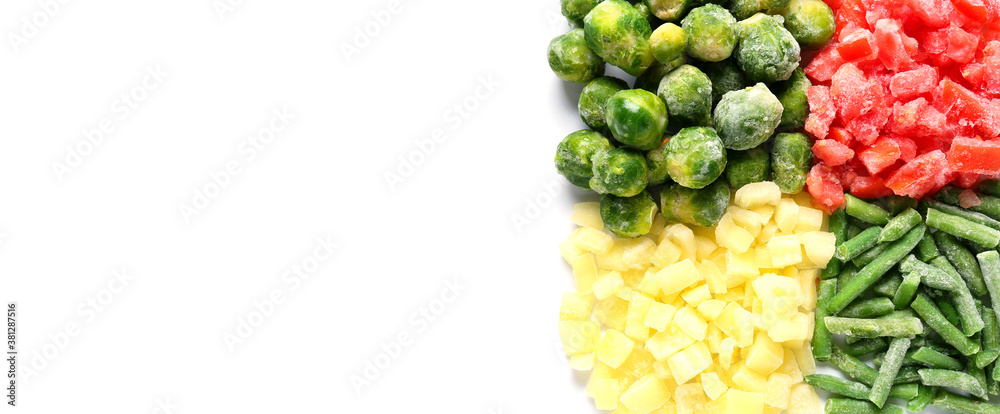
[812, 189, 1000, 413]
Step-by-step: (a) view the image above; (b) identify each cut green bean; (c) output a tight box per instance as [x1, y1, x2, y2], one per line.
[845, 194, 891, 225]
[813, 279, 836, 362]
[872, 272, 903, 298]
[911, 347, 965, 370]
[838, 263, 858, 293]
[978, 251, 1000, 328]
[930, 256, 985, 336]
[889, 195, 918, 216]
[892, 273, 920, 310]
[847, 337, 889, 356]
[824, 207, 848, 279]
[824, 316, 923, 338]
[937, 186, 1000, 221]
[870, 337, 910, 407]
[917, 232, 940, 262]
[896, 366, 922, 384]
[970, 363, 988, 398]
[804, 374, 871, 399]
[925, 199, 1000, 231]
[853, 242, 892, 268]
[935, 231, 989, 297]
[932, 389, 1000, 414]
[935, 296, 963, 328]
[840, 297, 895, 318]
[987, 365, 999, 395]
[911, 294, 980, 356]
[879, 208, 922, 243]
[927, 208, 1000, 248]
[980, 179, 1000, 198]
[848, 222, 863, 240]
[831, 346, 879, 386]
[908, 385, 937, 412]
[836, 226, 882, 262]
[977, 308, 1000, 369]
[826, 398, 904, 414]
[920, 368, 988, 398]
[890, 383, 919, 399]
[828, 225, 925, 314]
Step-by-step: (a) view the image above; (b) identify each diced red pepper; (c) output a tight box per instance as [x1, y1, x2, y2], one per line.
[851, 174, 896, 198]
[859, 137, 903, 175]
[805, 86, 837, 139]
[807, 163, 846, 212]
[952, 0, 990, 22]
[828, 127, 855, 147]
[947, 25, 980, 64]
[874, 19, 914, 71]
[889, 65, 938, 99]
[838, 30, 879, 62]
[947, 137, 1000, 173]
[813, 139, 856, 166]
[886, 150, 952, 197]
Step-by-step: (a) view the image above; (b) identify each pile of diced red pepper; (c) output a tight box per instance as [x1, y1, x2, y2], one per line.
[802, 0, 1000, 212]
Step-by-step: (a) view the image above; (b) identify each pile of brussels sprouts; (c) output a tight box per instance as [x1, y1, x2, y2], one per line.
[548, 0, 835, 238]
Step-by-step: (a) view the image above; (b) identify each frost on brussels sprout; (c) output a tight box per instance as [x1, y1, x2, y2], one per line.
[782, 0, 836, 49]
[713, 83, 783, 150]
[725, 147, 771, 189]
[660, 179, 730, 227]
[633, 1, 665, 29]
[729, 0, 763, 20]
[591, 148, 649, 197]
[584, 0, 656, 76]
[697, 59, 748, 108]
[561, 0, 604, 26]
[657, 64, 712, 127]
[645, 140, 671, 186]
[555, 130, 613, 189]
[681, 5, 738, 62]
[601, 191, 659, 238]
[649, 23, 687, 63]
[646, 0, 695, 22]
[762, 0, 791, 11]
[665, 126, 727, 189]
[736, 13, 801, 82]
[771, 68, 811, 131]
[548, 29, 606, 83]
[633, 57, 687, 93]
[579, 76, 630, 133]
[771, 132, 813, 194]
[605, 89, 668, 151]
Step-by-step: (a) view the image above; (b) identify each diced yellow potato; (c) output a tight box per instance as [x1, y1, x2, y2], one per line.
[743, 281, 757, 309]
[594, 271, 626, 300]
[657, 259, 703, 296]
[713, 302, 740, 337]
[592, 378, 624, 411]
[560, 292, 595, 320]
[570, 352, 596, 371]
[675, 383, 708, 414]
[725, 389, 765, 414]
[774, 199, 800, 234]
[729, 206, 764, 238]
[651, 400, 677, 414]
[766, 235, 803, 268]
[651, 239, 683, 269]
[673, 306, 708, 341]
[668, 342, 712, 385]
[617, 286, 639, 302]
[620, 346, 658, 379]
[731, 363, 768, 393]
[588, 362, 628, 396]
[638, 269, 662, 297]
[571, 253, 600, 293]
[625, 294, 655, 341]
[622, 270, 647, 289]
[645, 325, 696, 361]
[572, 202, 604, 229]
[795, 207, 824, 232]
[664, 224, 697, 260]
[795, 245, 823, 270]
[598, 329, 636, 369]
[653, 360, 673, 380]
[574, 227, 615, 254]
[716, 215, 755, 253]
[595, 296, 630, 331]
[644, 302, 678, 331]
[695, 260, 727, 295]
[716, 287, 743, 303]
[648, 213, 668, 240]
[757, 222, 779, 244]
[697, 299, 727, 321]
[794, 343, 816, 375]
[719, 338, 737, 370]
[745, 334, 783, 375]
[776, 349, 803, 383]
[726, 250, 760, 280]
[768, 312, 810, 343]
[681, 284, 711, 306]
[735, 182, 782, 209]
[764, 373, 793, 409]
[706, 324, 723, 353]
[694, 236, 718, 261]
[787, 383, 822, 414]
[798, 231, 836, 268]
[625, 237, 659, 268]
[751, 205, 775, 223]
[798, 269, 818, 311]
[559, 320, 601, 355]
[701, 372, 729, 400]
[621, 373, 671, 414]
[560, 237, 587, 263]
[752, 247, 772, 270]
[599, 241, 632, 272]
[733, 306, 756, 348]
[791, 191, 815, 208]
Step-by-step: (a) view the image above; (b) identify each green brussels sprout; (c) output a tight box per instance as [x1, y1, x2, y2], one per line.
[729, 0, 764, 20]
[762, 0, 791, 11]
[713, 83, 783, 150]
[649, 23, 687, 63]
[782, 0, 836, 49]
[771, 132, 813, 194]
[665, 126, 727, 189]
[591, 147, 649, 196]
[633, 1, 666, 29]
[645, 140, 671, 185]
[771, 68, 811, 131]
[646, 0, 695, 22]
[681, 5, 738, 62]
[601, 191, 659, 237]
[657, 65, 712, 127]
[555, 130, 614, 189]
[697, 59, 749, 108]
[584, 0, 656, 76]
[633, 57, 687, 93]
[548, 29, 606, 83]
[725, 147, 771, 189]
[579, 76, 630, 133]
[660, 179, 730, 227]
[605, 89, 668, 151]
[561, 0, 604, 26]
[736, 13, 801, 82]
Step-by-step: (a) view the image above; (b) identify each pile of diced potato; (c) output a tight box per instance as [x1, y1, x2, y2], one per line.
[558, 182, 835, 414]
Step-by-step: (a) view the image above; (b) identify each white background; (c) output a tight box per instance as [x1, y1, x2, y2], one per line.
[0, 0, 605, 413]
